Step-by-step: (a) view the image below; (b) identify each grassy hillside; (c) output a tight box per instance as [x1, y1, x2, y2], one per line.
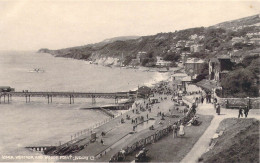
[212, 14, 260, 30]
[200, 118, 259, 163]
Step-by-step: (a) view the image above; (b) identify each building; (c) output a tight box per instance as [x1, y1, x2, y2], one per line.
[181, 52, 191, 65]
[0, 86, 15, 92]
[249, 38, 260, 46]
[209, 55, 233, 81]
[184, 58, 205, 76]
[171, 73, 191, 92]
[155, 56, 172, 67]
[176, 40, 186, 48]
[231, 37, 245, 45]
[131, 51, 147, 67]
[190, 44, 203, 53]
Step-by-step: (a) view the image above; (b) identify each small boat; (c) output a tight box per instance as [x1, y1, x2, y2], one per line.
[28, 68, 45, 73]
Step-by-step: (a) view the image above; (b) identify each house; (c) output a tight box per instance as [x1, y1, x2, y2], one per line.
[171, 73, 191, 92]
[176, 40, 186, 48]
[209, 55, 233, 81]
[181, 52, 191, 65]
[131, 51, 147, 66]
[184, 58, 205, 76]
[231, 37, 245, 45]
[189, 34, 205, 41]
[190, 44, 204, 53]
[249, 38, 260, 46]
[155, 56, 171, 67]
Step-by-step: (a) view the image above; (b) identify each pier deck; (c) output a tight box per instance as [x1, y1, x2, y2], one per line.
[0, 91, 137, 104]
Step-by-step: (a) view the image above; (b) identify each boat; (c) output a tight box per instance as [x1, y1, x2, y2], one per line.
[28, 68, 45, 73]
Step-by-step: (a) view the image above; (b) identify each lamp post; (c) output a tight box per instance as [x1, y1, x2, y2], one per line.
[247, 97, 250, 109]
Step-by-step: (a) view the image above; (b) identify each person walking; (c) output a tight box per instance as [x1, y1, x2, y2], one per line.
[173, 124, 178, 138]
[216, 103, 221, 115]
[238, 107, 244, 118]
[201, 96, 204, 104]
[244, 106, 249, 118]
[179, 123, 185, 137]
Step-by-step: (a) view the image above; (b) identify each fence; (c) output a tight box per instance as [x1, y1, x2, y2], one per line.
[59, 102, 137, 148]
[216, 97, 260, 109]
[58, 112, 121, 148]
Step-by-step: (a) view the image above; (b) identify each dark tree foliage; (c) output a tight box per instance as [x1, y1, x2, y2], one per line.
[221, 56, 260, 97]
[190, 52, 208, 59]
[194, 62, 209, 83]
[162, 52, 181, 62]
[241, 54, 260, 67]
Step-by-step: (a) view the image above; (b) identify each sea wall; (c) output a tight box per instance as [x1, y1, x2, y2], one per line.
[216, 97, 260, 109]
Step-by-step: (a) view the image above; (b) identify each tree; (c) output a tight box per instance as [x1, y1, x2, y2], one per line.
[221, 68, 259, 97]
[163, 52, 180, 62]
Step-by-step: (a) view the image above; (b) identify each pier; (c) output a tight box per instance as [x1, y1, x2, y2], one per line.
[0, 91, 137, 104]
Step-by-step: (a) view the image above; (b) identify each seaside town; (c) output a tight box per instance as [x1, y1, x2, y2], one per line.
[0, 2, 260, 163]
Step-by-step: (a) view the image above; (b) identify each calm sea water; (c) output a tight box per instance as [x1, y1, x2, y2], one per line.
[0, 51, 169, 157]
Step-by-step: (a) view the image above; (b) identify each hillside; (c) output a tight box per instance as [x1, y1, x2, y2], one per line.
[38, 14, 260, 67]
[212, 14, 260, 30]
[200, 118, 259, 163]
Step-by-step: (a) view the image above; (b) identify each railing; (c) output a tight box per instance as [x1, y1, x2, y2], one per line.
[1, 91, 134, 98]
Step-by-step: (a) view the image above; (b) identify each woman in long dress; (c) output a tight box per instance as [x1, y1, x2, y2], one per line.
[179, 123, 185, 137]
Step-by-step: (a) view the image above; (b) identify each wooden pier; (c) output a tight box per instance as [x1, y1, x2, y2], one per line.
[0, 91, 137, 104]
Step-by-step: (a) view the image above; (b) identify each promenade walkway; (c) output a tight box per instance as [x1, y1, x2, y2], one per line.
[180, 102, 260, 163]
[60, 93, 182, 162]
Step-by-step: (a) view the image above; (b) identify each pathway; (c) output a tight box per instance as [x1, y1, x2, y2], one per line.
[180, 102, 260, 163]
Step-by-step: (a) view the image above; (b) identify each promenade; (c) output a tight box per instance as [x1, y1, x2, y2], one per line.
[50, 90, 187, 162]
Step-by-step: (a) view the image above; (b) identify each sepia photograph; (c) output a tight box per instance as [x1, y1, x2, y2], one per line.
[0, 0, 259, 162]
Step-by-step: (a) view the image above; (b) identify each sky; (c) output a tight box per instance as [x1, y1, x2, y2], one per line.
[0, 0, 259, 51]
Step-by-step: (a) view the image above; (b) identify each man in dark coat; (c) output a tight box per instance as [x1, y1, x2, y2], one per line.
[244, 106, 249, 118]
[238, 107, 243, 118]
[216, 103, 220, 115]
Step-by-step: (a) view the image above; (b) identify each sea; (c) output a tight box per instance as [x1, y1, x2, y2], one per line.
[0, 51, 170, 159]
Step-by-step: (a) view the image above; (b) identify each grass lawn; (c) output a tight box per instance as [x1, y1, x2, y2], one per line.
[124, 114, 213, 162]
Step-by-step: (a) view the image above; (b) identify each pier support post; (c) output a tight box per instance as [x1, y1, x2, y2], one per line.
[7, 94, 9, 103]
[50, 96, 52, 103]
[70, 95, 72, 104]
[25, 95, 27, 103]
[28, 95, 30, 102]
[4, 95, 6, 103]
[47, 95, 50, 104]
[92, 95, 96, 105]
[115, 97, 118, 104]
[72, 96, 74, 104]
[0, 96, 1, 104]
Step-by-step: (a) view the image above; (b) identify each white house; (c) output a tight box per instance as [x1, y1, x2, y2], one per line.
[156, 56, 171, 67]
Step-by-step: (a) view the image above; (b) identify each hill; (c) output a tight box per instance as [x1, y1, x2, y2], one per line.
[212, 14, 260, 30]
[38, 14, 260, 67]
[200, 118, 259, 163]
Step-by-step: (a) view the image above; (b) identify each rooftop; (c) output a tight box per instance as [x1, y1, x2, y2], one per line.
[185, 58, 204, 64]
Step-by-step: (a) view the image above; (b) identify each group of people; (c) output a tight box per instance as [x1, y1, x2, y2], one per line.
[238, 106, 250, 118]
[172, 122, 185, 138]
